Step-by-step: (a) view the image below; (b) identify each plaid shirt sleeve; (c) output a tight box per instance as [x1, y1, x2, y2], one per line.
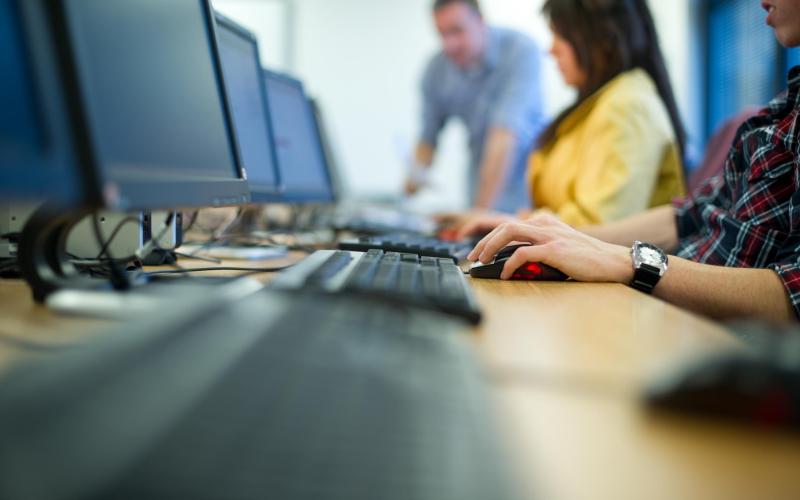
[771, 260, 800, 318]
[673, 115, 745, 240]
[672, 175, 728, 240]
[670, 68, 800, 318]
[769, 192, 800, 319]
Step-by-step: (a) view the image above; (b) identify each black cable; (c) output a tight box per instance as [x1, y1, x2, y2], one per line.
[1, 232, 20, 240]
[184, 214, 217, 236]
[212, 207, 245, 240]
[145, 265, 292, 277]
[84, 212, 177, 266]
[144, 212, 202, 278]
[67, 253, 138, 266]
[173, 251, 223, 264]
[0, 259, 19, 274]
[93, 216, 141, 260]
[92, 213, 132, 291]
[182, 210, 200, 234]
[142, 212, 176, 256]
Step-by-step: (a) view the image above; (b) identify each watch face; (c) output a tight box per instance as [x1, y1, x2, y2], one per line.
[640, 246, 664, 266]
[633, 242, 668, 274]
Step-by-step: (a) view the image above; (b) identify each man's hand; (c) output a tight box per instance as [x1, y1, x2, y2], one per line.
[405, 143, 435, 196]
[404, 178, 423, 196]
[468, 214, 634, 283]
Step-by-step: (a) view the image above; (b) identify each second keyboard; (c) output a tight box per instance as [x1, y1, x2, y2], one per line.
[272, 249, 482, 324]
[338, 234, 477, 262]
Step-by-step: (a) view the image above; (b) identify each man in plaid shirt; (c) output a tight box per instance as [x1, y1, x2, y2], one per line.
[466, 0, 800, 322]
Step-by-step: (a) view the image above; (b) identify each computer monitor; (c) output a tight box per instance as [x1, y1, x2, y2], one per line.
[262, 70, 335, 204]
[214, 12, 282, 203]
[309, 98, 343, 203]
[54, 0, 249, 210]
[0, 0, 84, 204]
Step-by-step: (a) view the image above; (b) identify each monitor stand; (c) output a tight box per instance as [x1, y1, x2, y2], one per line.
[182, 206, 291, 261]
[17, 205, 261, 319]
[225, 206, 265, 237]
[17, 204, 113, 303]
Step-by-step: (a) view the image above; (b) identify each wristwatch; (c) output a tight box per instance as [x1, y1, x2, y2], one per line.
[630, 241, 668, 294]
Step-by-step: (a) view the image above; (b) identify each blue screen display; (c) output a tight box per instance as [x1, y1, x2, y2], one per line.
[217, 20, 280, 192]
[0, 0, 83, 203]
[264, 73, 333, 203]
[0, 0, 41, 163]
[63, 0, 242, 206]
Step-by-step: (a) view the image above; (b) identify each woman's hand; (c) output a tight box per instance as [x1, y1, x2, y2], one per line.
[432, 211, 517, 241]
[468, 214, 634, 283]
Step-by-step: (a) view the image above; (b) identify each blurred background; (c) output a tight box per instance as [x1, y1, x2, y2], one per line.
[212, 0, 798, 211]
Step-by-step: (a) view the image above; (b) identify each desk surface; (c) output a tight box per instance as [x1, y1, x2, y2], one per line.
[1, 256, 799, 500]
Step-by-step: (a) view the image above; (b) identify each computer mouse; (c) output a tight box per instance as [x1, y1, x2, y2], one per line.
[646, 328, 800, 429]
[469, 244, 569, 281]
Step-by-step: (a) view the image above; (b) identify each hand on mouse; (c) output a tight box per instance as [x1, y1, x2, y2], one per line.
[454, 212, 518, 240]
[467, 214, 634, 283]
[433, 210, 515, 240]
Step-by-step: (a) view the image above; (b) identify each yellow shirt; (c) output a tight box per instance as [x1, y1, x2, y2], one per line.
[528, 68, 686, 226]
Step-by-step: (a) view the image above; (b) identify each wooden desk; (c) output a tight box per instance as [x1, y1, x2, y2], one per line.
[470, 280, 741, 389]
[1, 263, 799, 500]
[467, 280, 800, 500]
[0, 280, 111, 376]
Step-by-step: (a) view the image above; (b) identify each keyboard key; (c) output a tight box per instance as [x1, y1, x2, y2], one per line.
[304, 251, 353, 286]
[276, 250, 482, 325]
[338, 234, 478, 263]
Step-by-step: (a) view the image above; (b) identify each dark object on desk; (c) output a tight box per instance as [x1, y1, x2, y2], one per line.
[329, 207, 438, 236]
[469, 244, 569, 281]
[338, 233, 478, 263]
[0, 258, 20, 279]
[0, 289, 518, 500]
[272, 249, 482, 324]
[139, 248, 178, 266]
[646, 323, 800, 430]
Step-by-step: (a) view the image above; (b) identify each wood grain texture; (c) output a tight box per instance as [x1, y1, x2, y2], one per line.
[0, 264, 796, 500]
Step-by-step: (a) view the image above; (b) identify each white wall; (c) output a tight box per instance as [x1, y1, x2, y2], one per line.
[213, 0, 695, 211]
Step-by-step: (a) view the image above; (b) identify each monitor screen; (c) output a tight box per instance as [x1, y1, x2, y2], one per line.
[58, 0, 249, 210]
[215, 13, 281, 202]
[0, 0, 82, 203]
[263, 70, 335, 204]
[309, 98, 342, 202]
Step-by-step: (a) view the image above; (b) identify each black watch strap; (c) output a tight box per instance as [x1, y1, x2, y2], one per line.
[631, 263, 662, 294]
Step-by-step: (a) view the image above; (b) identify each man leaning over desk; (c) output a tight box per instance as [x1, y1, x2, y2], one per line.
[405, 0, 547, 213]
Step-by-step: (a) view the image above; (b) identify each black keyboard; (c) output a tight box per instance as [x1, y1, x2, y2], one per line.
[0, 289, 518, 500]
[330, 207, 437, 236]
[339, 234, 477, 263]
[272, 249, 482, 324]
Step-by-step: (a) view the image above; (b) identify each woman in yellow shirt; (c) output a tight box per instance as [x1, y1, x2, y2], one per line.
[453, 0, 686, 237]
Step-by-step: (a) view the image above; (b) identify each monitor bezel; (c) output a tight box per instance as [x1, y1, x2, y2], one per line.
[308, 97, 343, 204]
[262, 69, 336, 205]
[50, 0, 251, 211]
[0, 0, 91, 206]
[214, 11, 284, 204]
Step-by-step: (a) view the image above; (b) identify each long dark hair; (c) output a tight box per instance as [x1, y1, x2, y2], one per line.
[538, 0, 686, 161]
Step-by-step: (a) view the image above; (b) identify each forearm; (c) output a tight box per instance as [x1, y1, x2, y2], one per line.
[652, 258, 795, 322]
[475, 128, 517, 209]
[582, 205, 679, 251]
[469, 215, 796, 323]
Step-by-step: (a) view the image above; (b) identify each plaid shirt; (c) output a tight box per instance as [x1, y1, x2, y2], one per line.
[674, 67, 800, 319]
